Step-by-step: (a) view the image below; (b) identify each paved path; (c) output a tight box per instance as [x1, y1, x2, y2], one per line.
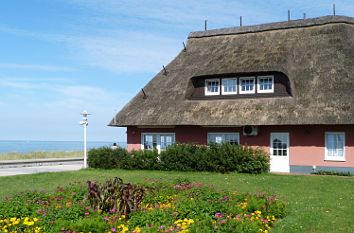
[0, 164, 83, 176]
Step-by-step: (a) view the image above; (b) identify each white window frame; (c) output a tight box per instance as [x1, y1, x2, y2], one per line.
[221, 78, 237, 95]
[325, 132, 345, 161]
[141, 133, 176, 154]
[207, 132, 240, 145]
[239, 77, 256, 94]
[205, 79, 220, 96]
[257, 75, 274, 93]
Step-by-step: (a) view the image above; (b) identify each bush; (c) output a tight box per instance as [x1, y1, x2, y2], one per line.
[88, 143, 270, 174]
[159, 144, 208, 171]
[160, 143, 270, 174]
[128, 150, 160, 170]
[88, 147, 128, 169]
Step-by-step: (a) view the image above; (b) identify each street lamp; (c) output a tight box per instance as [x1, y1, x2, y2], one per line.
[80, 110, 90, 168]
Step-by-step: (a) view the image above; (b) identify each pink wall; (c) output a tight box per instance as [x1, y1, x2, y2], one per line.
[126, 125, 354, 168]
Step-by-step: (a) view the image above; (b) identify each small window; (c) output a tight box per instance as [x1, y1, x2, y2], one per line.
[222, 78, 237, 95]
[257, 76, 274, 93]
[142, 133, 175, 153]
[143, 134, 157, 150]
[239, 77, 255, 94]
[205, 79, 220, 96]
[208, 133, 240, 145]
[325, 132, 345, 161]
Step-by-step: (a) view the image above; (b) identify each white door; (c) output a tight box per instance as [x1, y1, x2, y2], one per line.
[270, 133, 290, 172]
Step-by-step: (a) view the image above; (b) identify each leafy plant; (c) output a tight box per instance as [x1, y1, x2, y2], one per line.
[86, 177, 145, 215]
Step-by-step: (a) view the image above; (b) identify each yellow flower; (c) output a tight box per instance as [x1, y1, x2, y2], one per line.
[134, 226, 141, 233]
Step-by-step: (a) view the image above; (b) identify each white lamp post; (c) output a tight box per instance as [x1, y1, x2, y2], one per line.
[80, 110, 90, 168]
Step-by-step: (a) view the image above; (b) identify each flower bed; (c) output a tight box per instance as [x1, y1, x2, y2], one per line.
[0, 179, 285, 232]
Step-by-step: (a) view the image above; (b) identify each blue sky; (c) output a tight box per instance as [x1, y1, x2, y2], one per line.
[0, 0, 353, 142]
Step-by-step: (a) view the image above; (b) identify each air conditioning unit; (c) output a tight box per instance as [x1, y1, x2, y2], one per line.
[243, 126, 259, 136]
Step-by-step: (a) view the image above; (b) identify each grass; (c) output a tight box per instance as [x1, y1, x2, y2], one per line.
[0, 169, 353, 232]
[0, 151, 82, 160]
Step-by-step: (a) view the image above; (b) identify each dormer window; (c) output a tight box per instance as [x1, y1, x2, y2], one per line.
[205, 79, 220, 95]
[239, 77, 255, 94]
[222, 78, 237, 95]
[258, 75, 274, 93]
[191, 72, 291, 99]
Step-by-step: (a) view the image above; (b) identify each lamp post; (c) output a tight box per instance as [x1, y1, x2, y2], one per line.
[80, 110, 90, 168]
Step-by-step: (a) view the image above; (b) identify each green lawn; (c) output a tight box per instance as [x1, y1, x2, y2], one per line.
[1, 169, 353, 232]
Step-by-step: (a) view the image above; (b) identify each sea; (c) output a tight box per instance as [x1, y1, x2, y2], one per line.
[0, 140, 127, 154]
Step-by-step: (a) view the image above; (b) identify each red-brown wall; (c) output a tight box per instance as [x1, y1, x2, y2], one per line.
[126, 125, 354, 168]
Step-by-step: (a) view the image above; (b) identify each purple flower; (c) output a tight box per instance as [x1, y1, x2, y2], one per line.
[111, 228, 116, 232]
[215, 212, 224, 218]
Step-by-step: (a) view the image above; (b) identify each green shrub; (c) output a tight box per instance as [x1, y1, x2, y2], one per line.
[128, 150, 160, 170]
[88, 143, 270, 174]
[159, 144, 208, 171]
[160, 143, 269, 174]
[88, 147, 128, 169]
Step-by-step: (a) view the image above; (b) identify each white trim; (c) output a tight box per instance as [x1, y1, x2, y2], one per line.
[205, 79, 220, 96]
[239, 77, 256, 94]
[221, 78, 237, 95]
[141, 132, 176, 154]
[207, 132, 240, 144]
[257, 75, 274, 93]
[324, 132, 346, 161]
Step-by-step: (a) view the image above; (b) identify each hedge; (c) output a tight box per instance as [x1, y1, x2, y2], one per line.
[88, 143, 270, 174]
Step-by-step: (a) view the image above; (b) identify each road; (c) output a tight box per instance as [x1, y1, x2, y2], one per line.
[0, 164, 83, 176]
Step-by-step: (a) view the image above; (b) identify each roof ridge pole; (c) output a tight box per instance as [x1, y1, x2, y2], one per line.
[333, 3, 336, 16]
[240, 16, 243, 27]
[141, 88, 147, 99]
[288, 9, 291, 22]
[204, 19, 207, 31]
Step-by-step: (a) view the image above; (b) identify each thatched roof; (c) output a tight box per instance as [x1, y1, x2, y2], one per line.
[110, 15, 354, 127]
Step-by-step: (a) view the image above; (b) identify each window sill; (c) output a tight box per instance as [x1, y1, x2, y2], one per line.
[205, 93, 220, 96]
[257, 90, 274, 94]
[324, 158, 346, 162]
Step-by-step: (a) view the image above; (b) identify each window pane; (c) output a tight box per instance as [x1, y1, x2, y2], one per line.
[326, 133, 344, 158]
[160, 135, 174, 149]
[207, 80, 219, 93]
[215, 136, 223, 144]
[222, 79, 237, 93]
[144, 135, 154, 149]
[240, 78, 254, 92]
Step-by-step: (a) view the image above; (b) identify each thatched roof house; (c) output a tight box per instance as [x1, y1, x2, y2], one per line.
[110, 15, 354, 174]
